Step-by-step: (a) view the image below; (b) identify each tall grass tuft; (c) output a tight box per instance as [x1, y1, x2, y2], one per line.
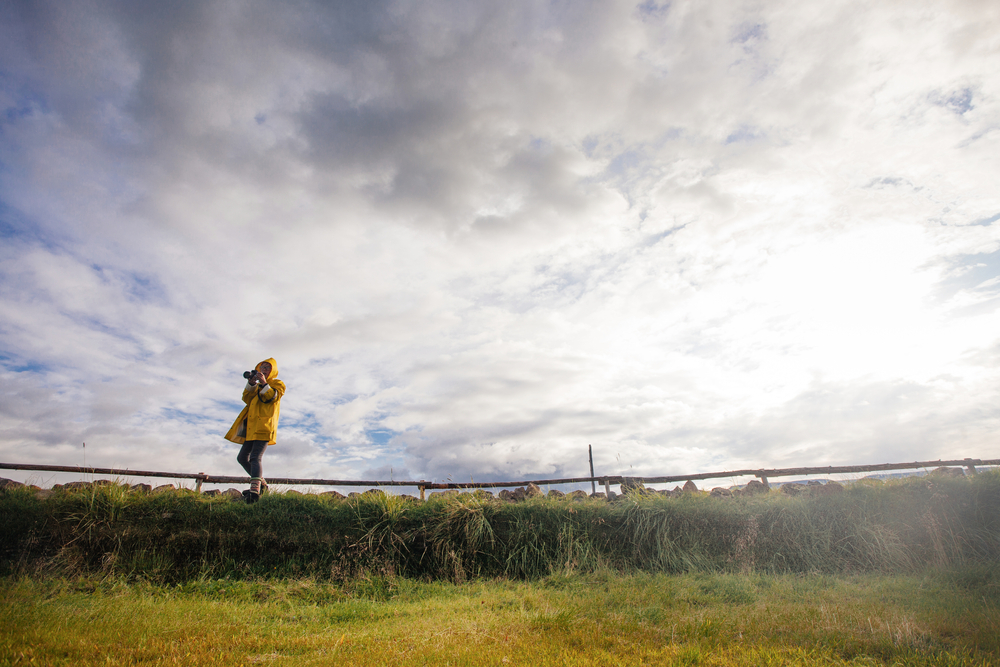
[345, 491, 414, 576]
[425, 491, 500, 580]
[2, 471, 1000, 583]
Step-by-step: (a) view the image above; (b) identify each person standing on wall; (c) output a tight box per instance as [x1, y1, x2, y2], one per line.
[225, 357, 286, 504]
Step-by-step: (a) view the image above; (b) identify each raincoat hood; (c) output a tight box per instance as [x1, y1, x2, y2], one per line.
[256, 358, 279, 383]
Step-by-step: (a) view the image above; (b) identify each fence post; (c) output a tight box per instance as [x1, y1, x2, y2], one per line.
[588, 445, 596, 495]
[758, 475, 769, 488]
[603, 478, 611, 497]
[196, 473, 204, 493]
[964, 458, 978, 476]
[419, 485, 426, 501]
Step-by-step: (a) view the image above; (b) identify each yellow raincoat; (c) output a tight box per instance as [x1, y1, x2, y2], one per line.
[225, 357, 286, 446]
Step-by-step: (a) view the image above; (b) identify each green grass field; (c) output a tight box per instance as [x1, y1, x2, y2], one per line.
[3, 569, 999, 666]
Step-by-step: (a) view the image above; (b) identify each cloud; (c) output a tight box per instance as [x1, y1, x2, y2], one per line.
[1, 0, 999, 489]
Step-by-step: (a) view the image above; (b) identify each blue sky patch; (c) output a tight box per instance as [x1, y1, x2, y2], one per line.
[0, 352, 49, 374]
[365, 428, 397, 446]
[279, 412, 325, 436]
[725, 125, 763, 144]
[161, 408, 215, 424]
[935, 249, 1000, 304]
[0, 200, 62, 251]
[733, 23, 766, 44]
[606, 148, 645, 178]
[931, 87, 974, 115]
[213, 399, 247, 415]
[971, 212, 999, 227]
[636, 0, 671, 20]
[0, 85, 50, 127]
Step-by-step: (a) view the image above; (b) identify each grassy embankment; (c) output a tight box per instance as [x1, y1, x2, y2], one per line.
[2, 471, 1000, 581]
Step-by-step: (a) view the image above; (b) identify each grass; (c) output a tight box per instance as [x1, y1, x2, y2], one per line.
[4, 473, 998, 664]
[4, 472, 1000, 583]
[2, 569, 999, 665]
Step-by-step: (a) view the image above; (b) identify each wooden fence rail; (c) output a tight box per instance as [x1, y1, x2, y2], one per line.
[3, 458, 998, 500]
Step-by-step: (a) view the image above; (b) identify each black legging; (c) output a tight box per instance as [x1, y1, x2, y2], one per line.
[237, 440, 268, 479]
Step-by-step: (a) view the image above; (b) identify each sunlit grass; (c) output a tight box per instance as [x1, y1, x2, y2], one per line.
[3, 570, 998, 665]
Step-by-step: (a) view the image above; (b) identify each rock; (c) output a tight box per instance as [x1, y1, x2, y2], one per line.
[682, 480, 699, 494]
[429, 490, 459, 499]
[152, 484, 175, 493]
[223, 488, 244, 500]
[472, 489, 494, 499]
[496, 488, 529, 502]
[621, 477, 647, 494]
[710, 487, 732, 497]
[780, 483, 805, 496]
[739, 479, 769, 496]
[93, 479, 114, 486]
[547, 489, 565, 498]
[286, 489, 304, 496]
[568, 490, 589, 500]
[930, 467, 965, 478]
[130, 483, 152, 493]
[810, 481, 844, 496]
[34, 489, 54, 499]
[64, 481, 92, 490]
[320, 490, 346, 499]
[202, 489, 220, 497]
[0, 478, 25, 490]
[526, 483, 543, 498]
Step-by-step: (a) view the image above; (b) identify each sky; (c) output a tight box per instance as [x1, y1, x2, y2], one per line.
[1, 0, 999, 491]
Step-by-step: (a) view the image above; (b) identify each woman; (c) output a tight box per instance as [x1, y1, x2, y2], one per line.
[225, 357, 286, 503]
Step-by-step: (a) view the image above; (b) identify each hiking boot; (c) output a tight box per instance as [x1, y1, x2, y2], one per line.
[242, 490, 260, 505]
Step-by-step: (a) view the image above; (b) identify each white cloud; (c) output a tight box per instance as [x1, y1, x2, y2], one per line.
[1, 0, 999, 489]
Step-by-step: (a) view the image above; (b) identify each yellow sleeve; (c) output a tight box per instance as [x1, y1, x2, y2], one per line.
[257, 381, 284, 404]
